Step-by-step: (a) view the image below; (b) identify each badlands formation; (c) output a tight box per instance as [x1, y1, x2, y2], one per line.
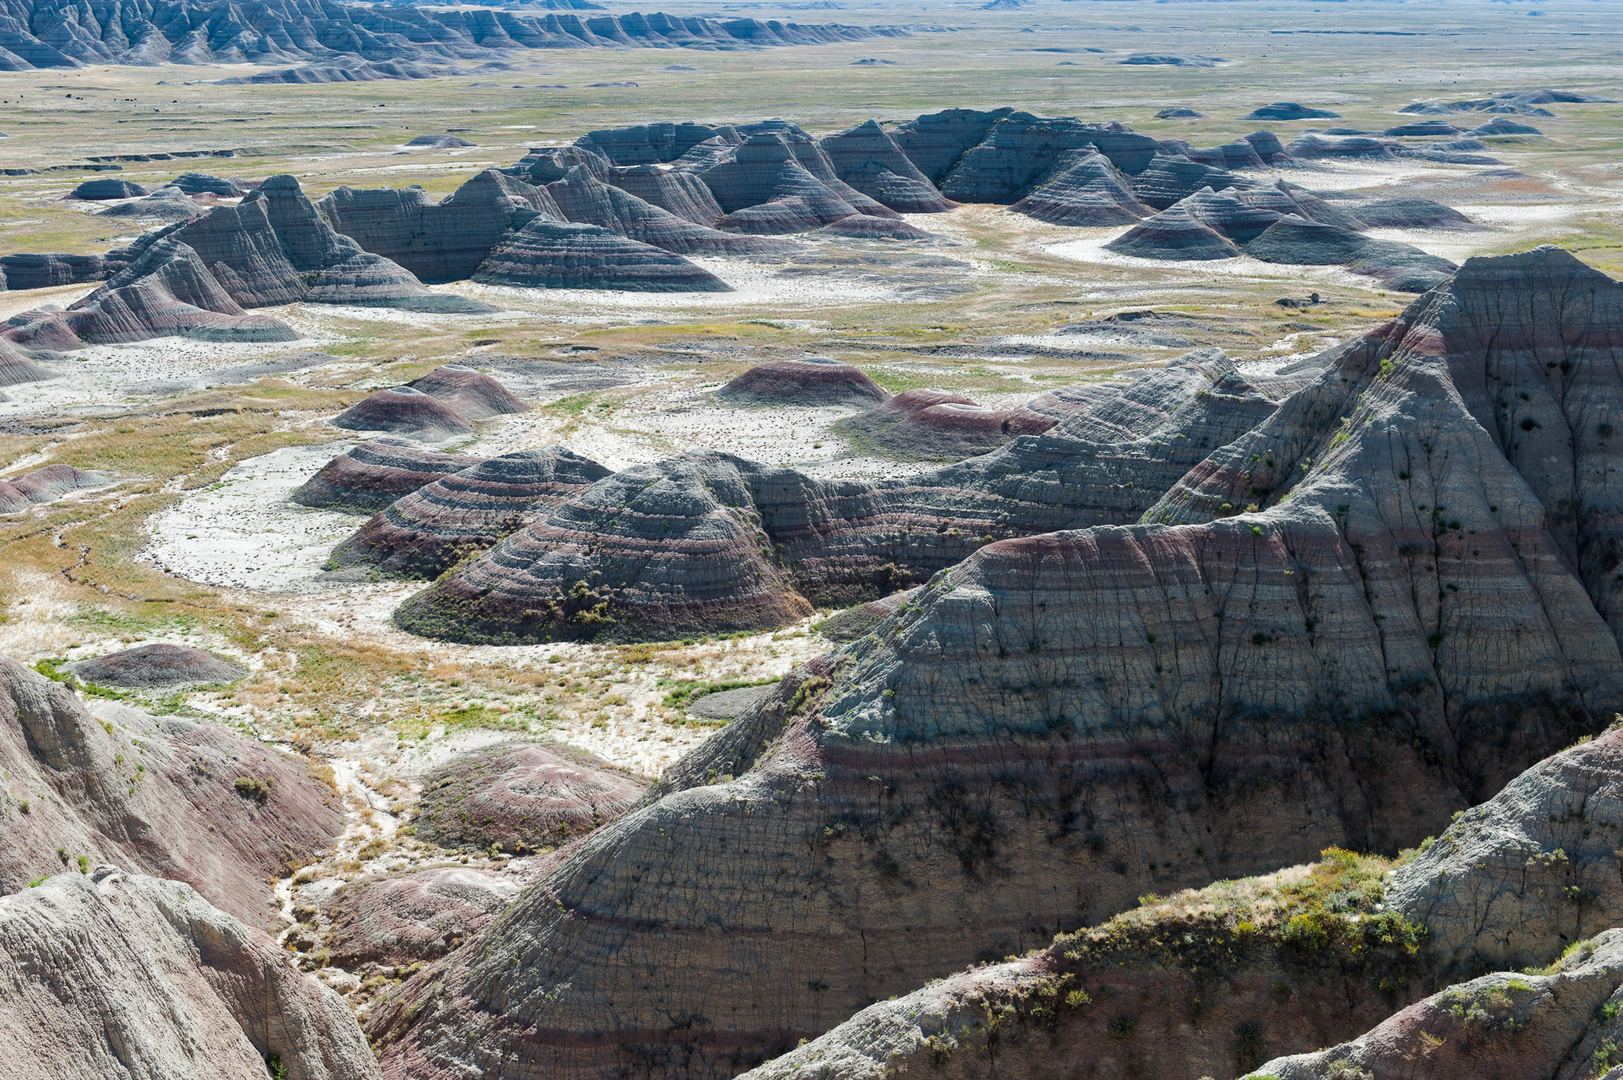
[0, 3, 1621, 1080]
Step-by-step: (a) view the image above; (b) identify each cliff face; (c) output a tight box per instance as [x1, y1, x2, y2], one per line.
[372, 251, 1623, 1080]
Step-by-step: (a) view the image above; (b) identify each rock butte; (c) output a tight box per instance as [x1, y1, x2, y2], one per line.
[325, 867, 518, 967]
[72, 643, 247, 687]
[291, 440, 487, 513]
[414, 742, 648, 853]
[474, 218, 732, 292]
[0, 656, 342, 930]
[717, 358, 891, 406]
[0, 870, 379, 1080]
[368, 250, 1623, 1079]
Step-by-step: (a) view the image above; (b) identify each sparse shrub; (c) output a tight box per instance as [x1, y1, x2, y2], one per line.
[1107, 1015, 1137, 1039]
[234, 776, 275, 804]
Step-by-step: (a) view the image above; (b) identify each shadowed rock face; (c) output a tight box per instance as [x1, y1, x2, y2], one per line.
[70, 177, 149, 200]
[700, 135, 869, 234]
[95, 185, 208, 222]
[1352, 197, 1476, 229]
[1170, 186, 1282, 243]
[1105, 206, 1242, 260]
[1008, 149, 1150, 226]
[326, 868, 518, 967]
[1244, 102, 1341, 121]
[408, 365, 529, 421]
[0, 870, 380, 1080]
[507, 145, 613, 185]
[331, 386, 475, 442]
[0, 341, 55, 387]
[819, 120, 955, 213]
[1245, 215, 1459, 292]
[0, 657, 342, 930]
[73, 643, 246, 687]
[605, 164, 726, 226]
[545, 171, 785, 257]
[373, 252, 1623, 1080]
[926, 113, 1164, 202]
[0, 251, 108, 289]
[291, 440, 485, 513]
[328, 447, 610, 579]
[168, 172, 242, 196]
[167, 197, 306, 307]
[415, 743, 648, 853]
[886, 107, 1016, 185]
[1129, 152, 1243, 210]
[717, 358, 889, 406]
[475, 218, 731, 292]
[575, 122, 727, 166]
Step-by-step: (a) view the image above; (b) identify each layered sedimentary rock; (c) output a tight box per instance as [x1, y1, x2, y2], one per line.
[415, 742, 647, 853]
[1475, 116, 1544, 135]
[0, 251, 107, 289]
[604, 164, 726, 225]
[717, 358, 889, 405]
[1170, 186, 1281, 243]
[1350, 197, 1475, 229]
[407, 134, 476, 148]
[927, 113, 1163, 202]
[0, 464, 103, 514]
[409, 365, 528, 421]
[69, 177, 148, 200]
[0, 341, 55, 387]
[326, 868, 518, 967]
[1128, 152, 1242, 210]
[292, 440, 484, 513]
[1243, 102, 1341, 120]
[95, 185, 208, 222]
[0, 656, 342, 928]
[1243, 214, 1458, 290]
[545, 171, 783, 256]
[508, 145, 613, 185]
[474, 218, 731, 292]
[700, 134, 871, 235]
[0, 870, 380, 1080]
[839, 387, 1057, 459]
[328, 447, 610, 578]
[1007, 149, 1150, 226]
[317, 170, 559, 283]
[818, 120, 955, 213]
[375, 251, 1623, 1080]
[576, 121, 732, 165]
[72, 643, 246, 687]
[1254, 930, 1623, 1080]
[393, 454, 815, 643]
[814, 215, 932, 240]
[331, 386, 475, 442]
[1105, 205, 1241, 260]
[168, 172, 242, 196]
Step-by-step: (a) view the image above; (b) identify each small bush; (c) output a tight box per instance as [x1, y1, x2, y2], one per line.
[234, 776, 275, 804]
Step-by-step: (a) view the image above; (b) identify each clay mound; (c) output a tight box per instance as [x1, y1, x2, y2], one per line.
[73, 643, 247, 687]
[1232, 178, 1366, 230]
[64, 238, 299, 346]
[0, 252, 107, 289]
[1173, 185, 1282, 243]
[545, 171, 784, 256]
[0, 464, 105, 513]
[1009, 149, 1150, 226]
[508, 145, 613, 184]
[1474, 116, 1544, 135]
[70, 177, 149, 200]
[330, 386, 475, 441]
[415, 742, 648, 853]
[0, 340, 55, 386]
[1155, 107, 1206, 119]
[95, 185, 208, 222]
[839, 387, 1057, 459]
[1384, 119, 1464, 137]
[604, 164, 725, 225]
[934, 114, 1164, 203]
[0, 309, 84, 351]
[327, 447, 611, 579]
[393, 453, 815, 644]
[0, 871, 380, 1080]
[1254, 930, 1623, 1080]
[475, 218, 731, 292]
[717, 358, 889, 406]
[1286, 132, 1396, 160]
[167, 171, 242, 196]
[1244, 101, 1341, 120]
[291, 439, 484, 512]
[1352, 197, 1476, 229]
[818, 120, 955, 213]
[317, 169, 559, 284]
[1105, 205, 1242, 260]
[375, 250, 1623, 1080]
[1129, 152, 1243, 209]
[813, 215, 933, 240]
[1120, 52, 1221, 67]
[0, 656, 343, 930]
[1244, 214, 1457, 290]
[1241, 129, 1294, 164]
[407, 133, 476, 148]
[408, 365, 528, 421]
[575, 121, 725, 166]
[325, 867, 517, 967]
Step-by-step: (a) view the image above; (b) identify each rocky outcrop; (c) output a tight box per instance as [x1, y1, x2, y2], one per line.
[407, 134, 475, 148]
[415, 742, 647, 853]
[1243, 102, 1341, 120]
[545, 171, 784, 256]
[838, 387, 1057, 459]
[604, 164, 726, 225]
[1243, 214, 1458, 291]
[474, 218, 731, 292]
[373, 251, 1623, 1080]
[316, 170, 559, 284]
[0, 251, 107, 289]
[0, 464, 104, 514]
[928, 114, 1163, 202]
[328, 447, 610, 578]
[72, 643, 246, 687]
[290, 440, 484, 513]
[0, 869, 380, 1080]
[508, 145, 614, 185]
[1252, 929, 1623, 1080]
[814, 215, 933, 240]
[1009, 149, 1150, 226]
[717, 358, 889, 406]
[168, 172, 242, 196]
[1169, 187, 1281, 243]
[1351, 197, 1476, 229]
[0, 340, 55, 387]
[0, 656, 341, 929]
[69, 177, 148, 200]
[887, 107, 1015, 185]
[408, 365, 528, 421]
[576, 121, 733, 166]
[326, 867, 518, 967]
[1129, 152, 1243, 210]
[95, 185, 208, 222]
[1105, 206, 1241, 260]
[1474, 116, 1544, 135]
[700, 134, 873, 235]
[330, 386, 475, 442]
[818, 120, 955, 213]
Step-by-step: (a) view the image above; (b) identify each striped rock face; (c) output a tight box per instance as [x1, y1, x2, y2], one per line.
[1009, 149, 1150, 226]
[373, 250, 1623, 1080]
[329, 447, 610, 579]
[474, 219, 732, 293]
[291, 440, 484, 514]
[407, 366, 529, 422]
[415, 743, 647, 854]
[330, 386, 475, 442]
[818, 120, 956, 214]
[545, 172, 786, 257]
[837, 387, 1057, 460]
[605, 165, 726, 226]
[717, 359, 890, 406]
[326, 868, 518, 966]
[1105, 206, 1243, 261]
